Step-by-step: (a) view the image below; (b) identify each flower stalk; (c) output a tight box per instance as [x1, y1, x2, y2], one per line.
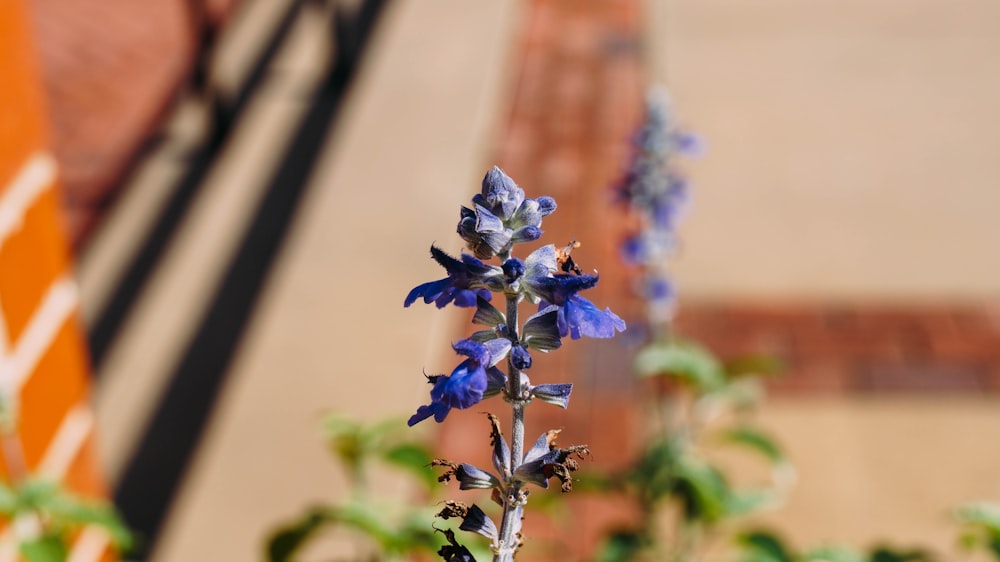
[406, 167, 625, 560]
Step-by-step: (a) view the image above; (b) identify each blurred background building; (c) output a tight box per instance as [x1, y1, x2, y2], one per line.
[3, 0, 999, 560]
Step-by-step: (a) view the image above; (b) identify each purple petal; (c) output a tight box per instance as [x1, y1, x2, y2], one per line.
[452, 339, 490, 364]
[562, 295, 627, 339]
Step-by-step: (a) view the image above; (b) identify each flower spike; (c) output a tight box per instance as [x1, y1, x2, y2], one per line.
[406, 166, 624, 556]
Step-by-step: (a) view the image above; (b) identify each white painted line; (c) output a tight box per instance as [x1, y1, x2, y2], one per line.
[0, 153, 57, 251]
[66, 527, 109, 562]
[37, 405, 93, 479]
[1, 277, 78, 393]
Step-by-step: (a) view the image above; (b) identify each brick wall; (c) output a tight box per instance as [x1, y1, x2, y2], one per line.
[676, 304, 1000, 394]
[0, 3, 115, 560]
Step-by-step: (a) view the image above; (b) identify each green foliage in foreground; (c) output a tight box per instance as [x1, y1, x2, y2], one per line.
[266, 415, 492, 562]
[588, 339, 791, 562]
[0, 478, 132, 562]
[734, 530, 935, 562]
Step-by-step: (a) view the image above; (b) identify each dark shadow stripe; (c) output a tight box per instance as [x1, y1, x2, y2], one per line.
[112, 2, 388, 558]
[88, 0, 306, 369]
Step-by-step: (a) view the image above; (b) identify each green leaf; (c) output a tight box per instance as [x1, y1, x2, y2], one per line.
[726, 489, 778, 516]
[8, 479, 132, 551]
[955, 501, 1000, 559]
[628, 439, 681, 504]
[19, 535, 68, 562]
[718, 427, 785, 464]
[725, 354, 784, 378]
[266, 509, 329, 562]
[673, 458, 730, 523]
[571, 469, 620, 493]
[736, 530, 796, 562]
[804, 545, 866, 562]
[45, 495, 133, 549]
[0, 482, 17, 515]
[327, 502, 397, 545]
[593, 529, 647, 562]
[323, 416, 366, 468]
[267, 502, 437, 561]
[868, 546, 936, 562]
[382, 443, 437, 491]
[956, 502, 1000, 531]
[633, 341, 725, 392]
[17, 479, 60, 509]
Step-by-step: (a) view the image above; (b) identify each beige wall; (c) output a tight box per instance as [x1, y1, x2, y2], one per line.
[647, 0, 1000, 301]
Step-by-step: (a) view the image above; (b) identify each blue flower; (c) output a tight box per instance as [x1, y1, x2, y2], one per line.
[502, 257, 525, 283]
[457, 205, 512, 259]
[476, 166, 525, 220]
[457, 167, 557, 259]
[405, 246, 504, 308]
[521, 247, 625, 340]
[556, 293, 627, 339]
[408, 340, 505, 426]
[510, 345, 532, 370]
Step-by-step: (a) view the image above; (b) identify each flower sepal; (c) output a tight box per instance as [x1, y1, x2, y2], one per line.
[529, 383, 573, 409]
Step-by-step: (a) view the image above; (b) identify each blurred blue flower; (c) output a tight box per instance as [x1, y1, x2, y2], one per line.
[645, 275, 674, 304]
[405, 246, 503, 308]
[409, 340, 505, 426]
